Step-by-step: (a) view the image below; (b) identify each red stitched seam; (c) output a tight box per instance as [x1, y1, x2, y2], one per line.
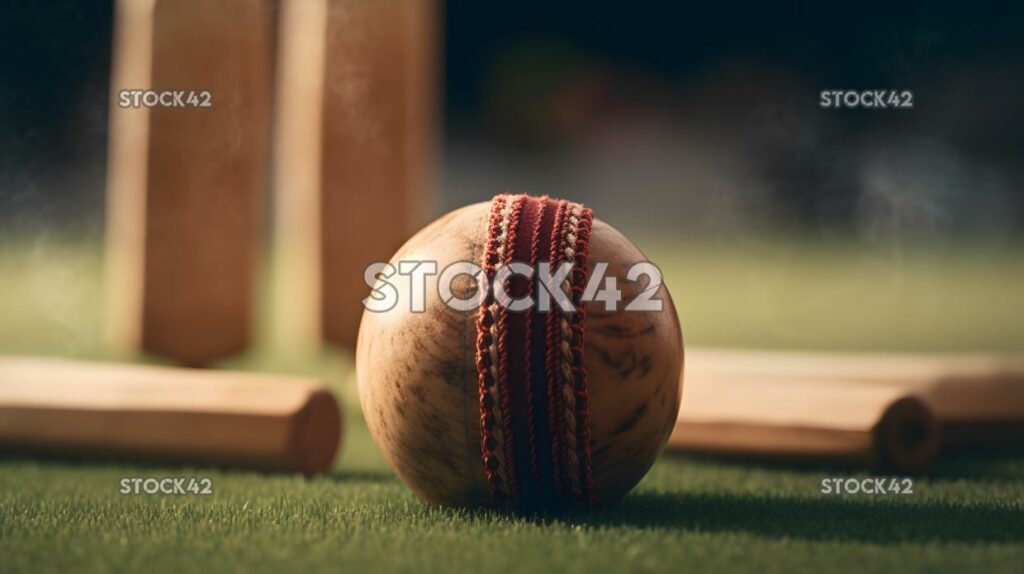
[476, 195, 508, 505]
[570, 207, 596, 507]
[544, 200, 568, 500]
[524, 196, 548, 494]
[495, 194, 526, 504]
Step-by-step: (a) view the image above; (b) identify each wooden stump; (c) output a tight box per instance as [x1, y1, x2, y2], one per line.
[105, 0, 273, 365]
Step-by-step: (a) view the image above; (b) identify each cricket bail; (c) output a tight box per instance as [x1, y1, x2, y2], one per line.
[474, 194, 596, 511]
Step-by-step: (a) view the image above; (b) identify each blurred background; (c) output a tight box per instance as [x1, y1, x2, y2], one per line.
[1, 1, 1022, 357]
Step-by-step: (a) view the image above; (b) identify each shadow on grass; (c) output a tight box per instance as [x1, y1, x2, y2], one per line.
[325, 469, 397, 483]
[930, 449, 1024, 482]
[664, 450, 1024, 483]
[0, 454, 398, 484]
[573, 490, 1024, 544]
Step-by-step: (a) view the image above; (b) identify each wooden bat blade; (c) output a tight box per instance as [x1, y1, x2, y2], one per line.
[319, 0, 436, 349]
[105, 0, 274, 365]
[671, 370, 940, 473]
[679, 348, 1024, 448]
[669, 348, 1024, 472]
[0, 358, 341, 474]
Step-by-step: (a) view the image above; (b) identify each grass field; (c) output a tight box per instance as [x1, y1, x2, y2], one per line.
[1, 235, 1023, 573]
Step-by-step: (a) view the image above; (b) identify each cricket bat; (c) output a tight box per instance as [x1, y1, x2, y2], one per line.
[319, 0, 436, 349]
[270, 0, 436, 354]
[0, 358, 341, 474]
[105, 0, 274, 365]
[669, 348, 1024, 472]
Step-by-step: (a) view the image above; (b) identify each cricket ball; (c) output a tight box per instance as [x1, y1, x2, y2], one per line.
[356, 194, 683, 511]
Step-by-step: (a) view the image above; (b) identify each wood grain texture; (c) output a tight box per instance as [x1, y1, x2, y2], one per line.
[269, 0, 328, 356]
[321, 0, 435, 349]
[356, 202, 683, 508]
[680, 348, 1024, 448]
[0, 358, 341, 474]
[670, 371, 940, 473]
[105, 0, 273, 365]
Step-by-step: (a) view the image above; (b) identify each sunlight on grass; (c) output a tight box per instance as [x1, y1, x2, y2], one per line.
[3, 234, 1022, 359]
[1, 233, 1023, 573]
[641, 236, 1024, 352]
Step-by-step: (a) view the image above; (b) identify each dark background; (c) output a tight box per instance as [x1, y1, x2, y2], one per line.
[1, 1, 1022, 237]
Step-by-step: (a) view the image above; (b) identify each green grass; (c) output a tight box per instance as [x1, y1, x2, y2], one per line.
[3, 453, 1023, 573]
[642, 235, 1024, 352]
[2, 235, 1023, 573]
